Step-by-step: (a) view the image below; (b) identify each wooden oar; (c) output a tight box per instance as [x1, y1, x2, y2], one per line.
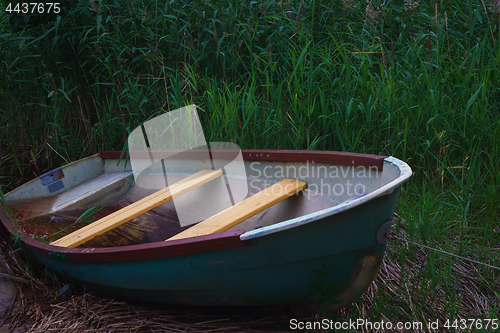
[167, 178, 307, 241]
[51, 169, 223, 248]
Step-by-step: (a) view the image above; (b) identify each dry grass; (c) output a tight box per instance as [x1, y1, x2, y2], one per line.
[350, 240, 499, 332]
[10, 295, 307, 332]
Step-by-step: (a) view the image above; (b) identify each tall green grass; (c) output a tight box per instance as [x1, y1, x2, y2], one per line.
[1, 0, 499, 329]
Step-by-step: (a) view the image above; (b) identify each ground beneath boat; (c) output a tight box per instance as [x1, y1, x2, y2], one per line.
[0, 254, 19, 331]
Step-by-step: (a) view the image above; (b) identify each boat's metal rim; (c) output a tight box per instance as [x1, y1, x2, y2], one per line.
[240, 156, 412, 241]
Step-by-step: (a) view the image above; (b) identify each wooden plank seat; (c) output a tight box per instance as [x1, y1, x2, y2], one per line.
[51, 169, 223, 248]
[167, 178, 307, 241]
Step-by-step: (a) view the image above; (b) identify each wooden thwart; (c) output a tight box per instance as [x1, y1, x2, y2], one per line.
[51, 169, 223, 248]
[167, 178, 307, 241]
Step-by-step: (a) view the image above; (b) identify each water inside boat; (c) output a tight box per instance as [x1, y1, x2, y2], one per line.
[6, 178, 323, 248]
[4, 154, 401, 248]
[8, 196, 188, 248]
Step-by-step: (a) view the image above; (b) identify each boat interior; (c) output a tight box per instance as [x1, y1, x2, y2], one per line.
[4, 153, 401, 248]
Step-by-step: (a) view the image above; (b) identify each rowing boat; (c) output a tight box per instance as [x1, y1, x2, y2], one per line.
[1, 149, 411, 308]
